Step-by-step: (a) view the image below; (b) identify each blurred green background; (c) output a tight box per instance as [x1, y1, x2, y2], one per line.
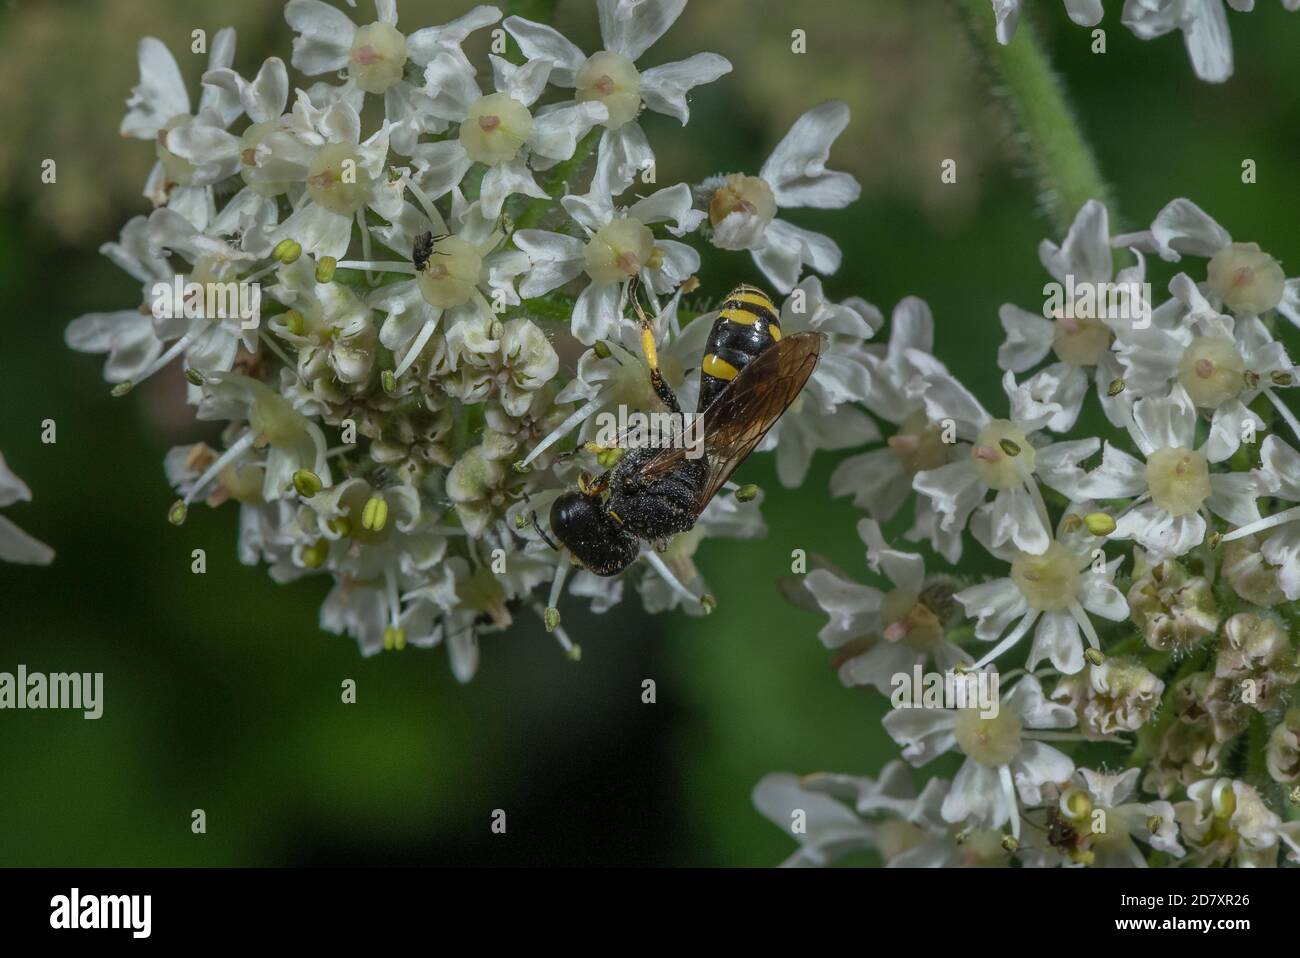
[1, 0, 1297, 866]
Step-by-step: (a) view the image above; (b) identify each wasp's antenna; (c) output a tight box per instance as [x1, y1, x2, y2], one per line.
[519, 490, 561, 551]
[531, 510, 560, 551]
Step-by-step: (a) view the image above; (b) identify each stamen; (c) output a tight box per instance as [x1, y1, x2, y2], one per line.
[1264, 387, 1300, 445]
[519, 395, 603, 468]
[115, 324, 213, 394]
[1219, 504, 1300, 543]
[183, 431, 257, 505]
[969, 610, 1038, 671]
[644, 550, 709, 611]
[333, 259, 416, 274]
[999, 765, 1020, 841]
[393, 318, 438, 379]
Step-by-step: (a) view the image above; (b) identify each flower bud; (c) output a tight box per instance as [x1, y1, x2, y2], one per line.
[1127, 558, 1218, 652]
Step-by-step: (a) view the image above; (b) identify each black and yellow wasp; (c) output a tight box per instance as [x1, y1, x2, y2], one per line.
[542, 283, 824, 576]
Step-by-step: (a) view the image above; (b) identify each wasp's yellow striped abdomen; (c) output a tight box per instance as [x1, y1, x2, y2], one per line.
[698, 285, 783, 411]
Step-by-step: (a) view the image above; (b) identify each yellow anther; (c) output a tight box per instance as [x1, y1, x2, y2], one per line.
[273, 238, 302, 264]
[361, 495, 389, 532]
[167, 500, 188, 526]
[301, 539, 329, 569]
[1084, 512, 1116, 536]
[292, 469, 323, 498]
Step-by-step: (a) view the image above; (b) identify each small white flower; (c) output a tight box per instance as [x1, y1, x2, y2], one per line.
[911, 368, 1097, 556]
[1113, 271, 1287, 442]
[701, 101, 860, 294]
[957, 502, 1128, 674]
[247, 92, 398, 260]
[267, 255, 378, 388]
[991, 0, 1103, 44]
[504, 0, 732, 196]
[997, 200, 1139, 432]
[883, 673, 1077, 840]
[410, 53, 609, 218]
[1075, 384, 1263, 558]
[164, 442, 288, 567]
[190, 372, 330, 505]
[122, 29, 243, 227]
[1050, 656, 1166, 738]
[801, 519, 969, 692]
[513, 182, 703, 344]
[519, 290, 711, 468]
[1115, 197, 1298, 329]
[366, 194, 529, 378]
[0, 452, 54, 565]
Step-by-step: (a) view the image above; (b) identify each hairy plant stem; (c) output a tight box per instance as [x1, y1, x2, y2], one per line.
[950, 0, 1115, 236]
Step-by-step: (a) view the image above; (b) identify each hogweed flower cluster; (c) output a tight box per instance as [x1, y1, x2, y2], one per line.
[761, 197, 1300, 868]
[66, 0, 868, 676]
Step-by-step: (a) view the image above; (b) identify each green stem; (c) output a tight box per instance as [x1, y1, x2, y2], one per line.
[951, 0, 1115, 235]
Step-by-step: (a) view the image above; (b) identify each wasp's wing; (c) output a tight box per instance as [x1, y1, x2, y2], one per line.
[634, 332, 824, 509]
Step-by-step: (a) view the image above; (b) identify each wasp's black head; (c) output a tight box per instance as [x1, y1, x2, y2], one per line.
[550, 491, 639, 577]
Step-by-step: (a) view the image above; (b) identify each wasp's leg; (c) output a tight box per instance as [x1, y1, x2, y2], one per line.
[579, 470, 611, 496]
[632, 287, 682, 414]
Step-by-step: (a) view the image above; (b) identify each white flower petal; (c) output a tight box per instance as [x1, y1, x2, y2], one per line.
[639, 52, 732, 124]
[597, 0, 686, 60]
[121, 37, 190, 139]
[285, 0, 356, 75]
[759, 101, 859, 210]
[500, 15, 587, 84]
[513, 229, 587, 297]
[0, 515, 55, 565]
[571, 281, 624, 345]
